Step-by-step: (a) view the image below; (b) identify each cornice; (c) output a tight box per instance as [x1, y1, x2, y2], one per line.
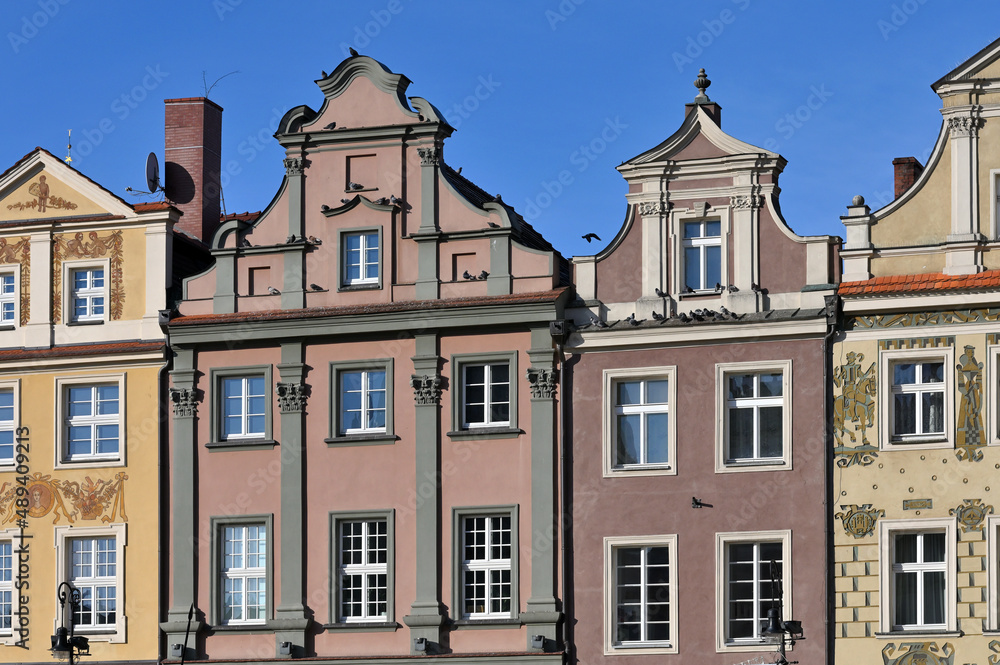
[567, 317, 827, 352]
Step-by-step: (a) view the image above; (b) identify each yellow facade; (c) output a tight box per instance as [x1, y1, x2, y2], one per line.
[0, 148, 177, 664]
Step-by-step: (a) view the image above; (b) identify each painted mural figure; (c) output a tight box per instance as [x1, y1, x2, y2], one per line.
[955, 344, 985, 461]
[35, 174, 49, 211]
[832, 351, 877, 447]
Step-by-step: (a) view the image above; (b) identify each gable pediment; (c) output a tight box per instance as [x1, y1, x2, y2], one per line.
[933, 37, 1000, 89]
[624, 106, 775, 167]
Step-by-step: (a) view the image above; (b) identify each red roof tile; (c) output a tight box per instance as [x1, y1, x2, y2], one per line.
[839, 269, 1000, 296]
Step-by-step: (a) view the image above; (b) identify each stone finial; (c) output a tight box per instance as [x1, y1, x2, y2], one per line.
[693, 68, 711, 103]
[851, 195, 865, 206]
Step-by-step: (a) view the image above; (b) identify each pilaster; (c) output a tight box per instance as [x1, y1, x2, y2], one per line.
[945, 112, 985, 274]
[727, 193, 762, 312]
[212, 253, 237, 314]
[25, 230, 52, 346]
[415, 146, 440, 299]
[840, 197, 874, 283]
[282, 157, 307, 309]
[403, 333, 445, 652]
[272, 341, 311, 657]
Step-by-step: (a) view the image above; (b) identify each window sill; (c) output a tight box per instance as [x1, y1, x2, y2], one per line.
[206, 439, 278, 452]
[608, 465, 676, 478]
[338, 283, 381, 292]
[0, 325, 14, 332]
[447, 427, 523, 441]
[323, 621, 399, 632]
[884, 438, 952, 450]
[875, 630, 961, 639]
[210, 623, 272, 634]
[452, 618, 523, 630]
[66, 319, 104, 326]
[607, 642, 678, 655]
[325, 434, 399, 447]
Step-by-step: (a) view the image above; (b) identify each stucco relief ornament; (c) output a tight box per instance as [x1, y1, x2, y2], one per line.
[411, 374, 442, 405]
[638, 201, 667, 216]
[947, 115, 983, 138]
[729, 194, 762, 209]
[853, 308, 1000, 330]
[276, 382, 308, 413]
[283, 157, 306, 176]
[949, 498, 993, 532]
[832, 351, 878, 467]
[169, 387, 199, 417]
[835, 504, 884, 539]
[51, 229, 125, 322]
[881, 642, 954, 665]
[955, 345, 985, 462]
[417, 147, 440, 166]
[526, 367, 557, 399]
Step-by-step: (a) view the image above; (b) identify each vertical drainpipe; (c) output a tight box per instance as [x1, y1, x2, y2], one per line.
[824, 293, 839, 665]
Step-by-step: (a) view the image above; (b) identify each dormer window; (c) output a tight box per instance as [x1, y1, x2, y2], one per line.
[682, 221, 720, 292]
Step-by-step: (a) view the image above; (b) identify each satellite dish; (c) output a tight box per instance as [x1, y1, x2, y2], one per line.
[145, 152, 160, 193]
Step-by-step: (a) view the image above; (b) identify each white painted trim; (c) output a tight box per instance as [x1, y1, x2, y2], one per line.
[878, 346, 955, 452]
[0, 527, 22, 645]
[602, 366, 677, 478]
[715, 529, 792, 653]
[0, 379, 20, 469]
[714, 360, 793, 474]
[990, 169, 1000, 240]
[988, 515, 1000, 631]
[878, 517, 957, 634]
[53, 522, 127, 643]
[53, 372, 127, 470]
[603, 534, 679, 655]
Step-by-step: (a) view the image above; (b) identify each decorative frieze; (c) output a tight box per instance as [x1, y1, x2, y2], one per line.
[411, 373, 442, 405]
[956, 345, 985, 462]
[950, 498, 993, 532]
[835, 504, 884, 539]
[852, 308, 1000, 330]
[417, 147, 440, 166]
[52, 229, 125, 322]
[526, 367, 557, 399]
[881, 642, 953, 665]
[638, 201, 668, 216]
[276, 382, 308, 413]
[729, 194, 762, 209]
[947, 115, 983, 138]
[0, 471, 127, 524]
[169, 387, 199, 418]
[878, 336, 954, 350]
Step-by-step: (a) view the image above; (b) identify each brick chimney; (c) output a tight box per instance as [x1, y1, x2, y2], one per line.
[892, 156, 923, 200]
[164, 97, 222, 243]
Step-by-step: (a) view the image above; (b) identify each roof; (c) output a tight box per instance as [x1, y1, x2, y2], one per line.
[221, 210, 261, 223]
[574, 306, 827, 332]
[171, 288, 570, 327]
[839, 270, 1000, 297]
[0, 146, 135, 213]
[0, 341, 164, 362]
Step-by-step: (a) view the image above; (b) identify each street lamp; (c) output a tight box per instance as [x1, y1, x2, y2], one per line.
[760, 560, 803, 665]
[50, 582, 89, 663]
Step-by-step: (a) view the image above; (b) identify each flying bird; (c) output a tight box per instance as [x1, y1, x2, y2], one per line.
[582, 233, 601, 243]
[268, 286, 281, 295]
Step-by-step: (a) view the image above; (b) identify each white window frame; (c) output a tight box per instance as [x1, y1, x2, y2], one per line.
[453, 506, 518, 621]
[0, 381, 18, 467]
[879, 517, 957, 634]
[715, 360, 792, 473]
[715, 530, 791, 652]
[879, 347, 954, 450]
[336, 516, 391, 623]
[220, 523, 268, 626]
[341, 229, 380, 287]
[603, 534, 678, 655]
[986, 515, 1000, 630]
[989, 343, 1000, 446]
[0, 528, 20, 644]
[339, 368, 388, 435]
[602, 367, 677, 477]
[54, 523, 126, 643]
[461, 362, 511, 429]
[0, 271, 17, 326]
[681, 219, 722, 292]
[68, 265, 107, 323]
[55, 374, 125, 469]
[220, 375, 266, 441]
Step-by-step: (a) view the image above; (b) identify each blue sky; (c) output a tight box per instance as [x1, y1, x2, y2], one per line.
[2, 1, 997, 258]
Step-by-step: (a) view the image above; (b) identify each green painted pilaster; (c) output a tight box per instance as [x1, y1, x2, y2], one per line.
[282, 157, 306, 309]
[415, 146, 440, 300]
[161, 347, 205, 659]
[271, 341, 311, 657]
[212, 253, 237, 313]
[403, 333, 445, 653]
[521, 327, 562, 649]
[487, 234, 512, 296]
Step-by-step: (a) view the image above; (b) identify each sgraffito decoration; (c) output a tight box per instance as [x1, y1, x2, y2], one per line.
[832, 351, 879, 467]
[0, 237, 30, 326]
[0, 472, 127, 524]
[879, 337, 954, 350]
[5, 175, 78, 213]
[955, 345, 985, 462]
[949, 498, 993, 532]
[854, 308, 1000, 330]
[52, 230, 125, 322]
[881, 642, 954, 665]
[988, 638, 1000, 665]
[835, 504, 884, 538]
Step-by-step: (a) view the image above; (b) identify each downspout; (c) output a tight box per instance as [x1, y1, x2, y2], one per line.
[823, 294, 839, 665]
[556, 340, 567, 657]
[157, 309, 173, 663]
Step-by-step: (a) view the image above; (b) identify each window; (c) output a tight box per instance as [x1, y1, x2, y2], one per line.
[880, 348, 954, 449]
[715, 530, 791, 651]
[222, 376, 265, 440]
[221, 523, 267, 625]
[683, 220, 721, 292]
[452, 506, 518, 622]
[0, 388, 14, 465]
[209, 367, 273, 448]
[338, 518, 388, 622]
[71, 268, 105, 322]
[342, 231, 379, 286]
[604, 535, 678, 654]
[0, 540, 10, 634]
[70, 537, 117, 630]
[603, 368, 677, 476]
[341, 370, 386, 434]
[879, 518, 956, 634]
[0, 273, 15, 325]
[716, 361, 792, 472]
[463, 364, 509, 428]
[65, 384, 119, 460]
[55, 523, 126, 642]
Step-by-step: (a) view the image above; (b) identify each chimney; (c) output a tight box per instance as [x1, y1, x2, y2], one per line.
[892, 156, 923, 200]
[164, 97, 223, 243]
